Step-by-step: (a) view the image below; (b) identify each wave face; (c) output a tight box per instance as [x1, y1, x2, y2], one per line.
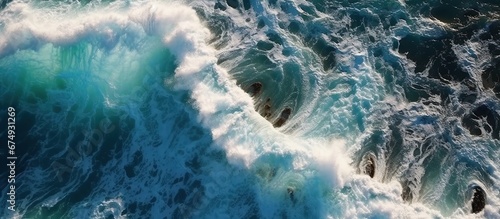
[0, 0, 499, 218]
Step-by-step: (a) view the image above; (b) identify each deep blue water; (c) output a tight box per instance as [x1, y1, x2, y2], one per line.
[0, 0, 499, 218]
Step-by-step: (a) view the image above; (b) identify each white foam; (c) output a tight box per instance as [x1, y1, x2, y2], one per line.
[309, 139, 352, 188]
[89, 197, 125, 219]
[2, 0, 499, 218]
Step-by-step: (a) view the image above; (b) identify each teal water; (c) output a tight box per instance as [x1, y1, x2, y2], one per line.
[0, 0, 499, 218]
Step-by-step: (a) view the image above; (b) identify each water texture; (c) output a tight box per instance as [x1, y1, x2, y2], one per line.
[0, 0, 499, 218]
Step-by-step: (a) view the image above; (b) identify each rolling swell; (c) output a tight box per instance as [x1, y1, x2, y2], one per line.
[0, 0, 499, 218]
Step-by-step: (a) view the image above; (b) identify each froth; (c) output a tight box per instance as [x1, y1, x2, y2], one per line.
[310, 139, 352, 188]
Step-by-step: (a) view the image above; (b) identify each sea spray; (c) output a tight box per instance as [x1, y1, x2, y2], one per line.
[0, 0, 499, 218]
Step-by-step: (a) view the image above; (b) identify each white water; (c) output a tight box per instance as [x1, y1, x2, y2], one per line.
[0, 0, 499, 218]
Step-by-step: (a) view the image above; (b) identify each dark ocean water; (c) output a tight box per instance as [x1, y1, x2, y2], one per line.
[0, 0, 499, 218]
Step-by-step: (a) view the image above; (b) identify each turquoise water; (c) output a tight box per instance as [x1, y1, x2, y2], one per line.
[0, 0, 499, 218]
